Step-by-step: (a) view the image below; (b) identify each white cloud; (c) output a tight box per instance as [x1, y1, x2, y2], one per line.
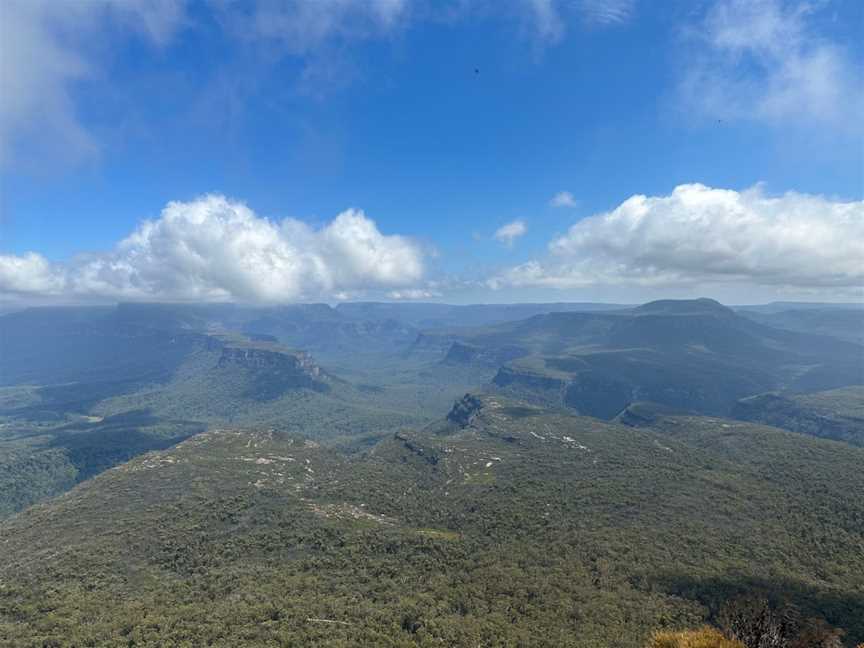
[494, 220, 528, 247]
[490, 183, 864, 293]
[0, 252, 67, 295]
[0, 0, 411, 165]
[1, 0, 643, 164]
[550, 191, 578, 208]
[523, 0, 566, 43]
[679, 0, 864, 131]
[232, 0, 409, 54]
[520, 0, 633, 42]
[0, 195, 425, 303]
[387, 288, 442, 300]
[576, 0, 635, 26]
[0, 0, 187, 166]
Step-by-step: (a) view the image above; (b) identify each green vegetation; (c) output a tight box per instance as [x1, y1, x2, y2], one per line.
[732, 386, 864, 446]
[1, 300, 862, 646]
[422, 299, 863, 419]
[2, 396, 862, 647]
[0, 306, 495, 517]
[0, 407, 204, 517]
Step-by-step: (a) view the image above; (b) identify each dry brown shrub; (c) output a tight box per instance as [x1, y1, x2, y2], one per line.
[647, 627, 746, 648]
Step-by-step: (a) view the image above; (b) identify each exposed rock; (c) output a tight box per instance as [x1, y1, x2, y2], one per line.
[446, 393, 485, 428]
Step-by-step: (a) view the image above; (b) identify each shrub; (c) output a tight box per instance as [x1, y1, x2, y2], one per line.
[647, 627, 746, 648]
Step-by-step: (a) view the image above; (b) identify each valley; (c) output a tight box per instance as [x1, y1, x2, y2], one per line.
[0, 298, 862, 646]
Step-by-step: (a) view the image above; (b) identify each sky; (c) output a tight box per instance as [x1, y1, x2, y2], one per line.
[0, 0, 862, 306]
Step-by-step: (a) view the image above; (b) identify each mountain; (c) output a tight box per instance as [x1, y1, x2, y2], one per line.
[0, 305, 498, 518]
[3, 298, 860, 519]
[0, 333, 333, 518]
[736, 302, 864, 314]
[336, 301, 631, 328]
[739, 307, 864, 345]
[424, 299, 863, 419]
[731, 386, 864, 447]
[1, 395, 862, 646]
[633, 297, 736, 317]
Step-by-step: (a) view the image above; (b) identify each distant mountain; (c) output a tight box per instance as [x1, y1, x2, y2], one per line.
[736, 301, 864, 314]
[0, 330, 331, 517]
[2, 298, 861, 520]
[632, 297, 736, 317]
[336, 301, 631, 328]
[2, 395, 862, 646]
[739, 307, 864, 345]
[731, 386, 864, 446]
[0, 305, 495, 517]
[423, 298, 864, 418]
[0, 301, 636, 374]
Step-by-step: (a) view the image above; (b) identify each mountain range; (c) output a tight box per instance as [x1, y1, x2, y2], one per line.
[1, 393, 862, 646]
[0, 297, 862, 646]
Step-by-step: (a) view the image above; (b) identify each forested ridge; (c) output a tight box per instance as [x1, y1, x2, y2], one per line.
[2, 396, 862, 647]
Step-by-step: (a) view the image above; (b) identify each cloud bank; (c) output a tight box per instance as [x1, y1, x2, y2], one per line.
[0, 195, 425, 303]
[490, 183, 864, 294]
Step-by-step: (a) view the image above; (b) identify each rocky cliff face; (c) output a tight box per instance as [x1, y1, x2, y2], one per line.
[446, 393, 485, 427]
[216, 344, 328, 398]
[218, 346, 321, 377]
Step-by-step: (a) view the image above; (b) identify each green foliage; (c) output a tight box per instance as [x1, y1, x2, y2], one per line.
[0, 446, 77, 517]
[733, 387, 864, 447]
[0, 410, 203, 517]
[2, 398, 863, 647]
[1, 302, 862, 645]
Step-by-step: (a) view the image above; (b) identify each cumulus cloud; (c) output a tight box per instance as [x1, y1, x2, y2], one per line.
[679, 0, 864, 131]
[0, 252, 67, 295]
[489, 183, 864, 293]
[550, 191, 578, 208]
[493, 220, 528, 247]
[0, 195, 425, 303]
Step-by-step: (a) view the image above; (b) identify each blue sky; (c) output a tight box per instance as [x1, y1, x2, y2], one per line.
[0, 0, 862, 304]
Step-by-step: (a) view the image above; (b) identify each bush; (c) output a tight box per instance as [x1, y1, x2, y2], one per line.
[718, 597, 845, 648]
[647, 627, 745, 648]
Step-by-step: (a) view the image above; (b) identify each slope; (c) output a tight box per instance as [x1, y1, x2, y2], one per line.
[731, 386, 864, 446]
[1, 396, 862, 647]
[425, 299, 863, 418]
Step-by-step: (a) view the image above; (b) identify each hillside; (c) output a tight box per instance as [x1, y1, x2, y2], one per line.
[731, 386, 864, 446]
[1, 396, 862, 647]
[0, 313, 493, 518]
[422, 299, 863, 419]
[738, 306, 864, 345]
[4, 297, 859, 519]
